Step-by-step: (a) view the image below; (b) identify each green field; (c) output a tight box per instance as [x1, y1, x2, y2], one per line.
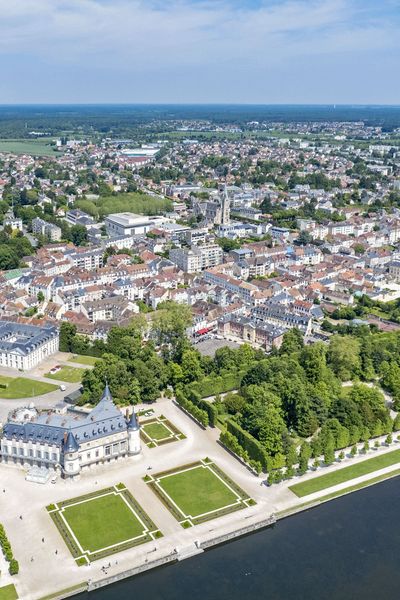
[0, 375, 58, 399]
[62, 493, 144, 552]
[48, 485, 161, 563]
[75, 191, 172, 218]
[143, 422, 172, 441]
[0, 138, 61, 156]
[289, 449, 400, 498]
[0, 585, 18, 600]
[45, 366, 86, 383]
[146, 460, 253, 526]
[68, 355, 100, 366]
[140, 416, 185, 448]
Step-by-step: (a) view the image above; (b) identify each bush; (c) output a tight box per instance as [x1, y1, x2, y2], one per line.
[9, 559, 19, 575]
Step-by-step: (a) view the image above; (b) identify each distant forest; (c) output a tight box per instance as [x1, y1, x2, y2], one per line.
[0, 104, 399, 138]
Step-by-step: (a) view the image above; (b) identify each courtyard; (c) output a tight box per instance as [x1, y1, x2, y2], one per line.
[47, 484, 162, 564]
[140, 415, 185, 448]
[145, 458, 254, 527]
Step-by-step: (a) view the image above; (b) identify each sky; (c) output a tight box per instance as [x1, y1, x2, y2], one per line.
[0, 0, 399, 104]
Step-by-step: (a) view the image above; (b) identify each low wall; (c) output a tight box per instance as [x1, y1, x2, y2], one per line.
[87, 552, 178, 591]
[199, 515, 276, 550]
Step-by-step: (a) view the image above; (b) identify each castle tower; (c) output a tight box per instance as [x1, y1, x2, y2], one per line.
[62, 430, 80, 478]
[126, 409, 141, 456]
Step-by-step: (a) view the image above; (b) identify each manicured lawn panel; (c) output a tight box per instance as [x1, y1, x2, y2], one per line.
[0, 375, 57, 399]
[68, 355, 100, 366]
[0, 585, 18, 600]
[289, 449, 400, 498]
[48, 486, 160, 562]
[142, 422, 172, 441]
[45, 366, 86, 383]
[62, 494, 144, 552]
[158, 466, 238, 516]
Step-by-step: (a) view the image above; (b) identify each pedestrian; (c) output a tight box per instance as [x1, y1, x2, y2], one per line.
[2, 489, 5, 493]
[55, 549, 58, 555]
[42, 537, 45, 543]
[31, 557, 34, 562]
[19, 515, 22, 520]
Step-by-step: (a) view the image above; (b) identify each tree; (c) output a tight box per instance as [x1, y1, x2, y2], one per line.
[279, 328, 304, 355]
[338, 451, 345, 461]
[70, 224, 88, 246]
[59, 322, 77, 352]
[386, 433, 393, 445]
[181, 349, 203, 384]
[323, 433, 335, 465]
[37, 291, 45, 303]
[327, 335, 361, 380]
[350, 445, 357, 457]
[298, 442, 311, 474]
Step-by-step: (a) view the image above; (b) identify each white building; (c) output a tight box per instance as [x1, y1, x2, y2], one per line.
[0, 321, 59, 370]
[105, 213, 161, 237]
[0, 385, 141, 479]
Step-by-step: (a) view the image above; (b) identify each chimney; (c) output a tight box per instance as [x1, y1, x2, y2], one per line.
[63, 432, 67, 444]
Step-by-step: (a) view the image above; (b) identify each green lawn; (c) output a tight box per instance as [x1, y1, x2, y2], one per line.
[0, 375, 58, 399]
[61, 493, 144, 553]
[289, 449, 400, 498]
[45, 366, 86, 383]
[158, 465, 238, 517]
[75, 191, 172, 218]
[68, 355, 100, 366]
[0, 139, 61, 156]
[0, 584, 18, 600]
[142, 422, 172, 441]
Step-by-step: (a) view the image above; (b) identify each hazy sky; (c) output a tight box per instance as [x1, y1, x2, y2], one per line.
[0, 0, 399, 104]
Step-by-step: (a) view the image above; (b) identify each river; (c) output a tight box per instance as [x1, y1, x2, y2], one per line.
[74, 477, 400, 600]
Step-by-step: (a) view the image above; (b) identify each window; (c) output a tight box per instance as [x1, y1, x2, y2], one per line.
[19, 448, 24, 456]
[51, 453, 57, 461]
[105, 446, 111, 456]
[112, 443, 119, 454]
[95, 450, 99, 458]
[45, 452, 49, 461]
[87, 453, 91, 460]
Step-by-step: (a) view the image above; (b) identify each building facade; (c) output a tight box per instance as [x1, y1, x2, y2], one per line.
[0, 385, 141, 478]
[0, 321, 59, 370]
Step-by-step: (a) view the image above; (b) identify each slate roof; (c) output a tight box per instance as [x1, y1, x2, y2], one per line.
[3, 384, 128, 448]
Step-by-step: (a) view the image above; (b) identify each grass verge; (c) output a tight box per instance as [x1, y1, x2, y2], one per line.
[289, 448, 400, 497]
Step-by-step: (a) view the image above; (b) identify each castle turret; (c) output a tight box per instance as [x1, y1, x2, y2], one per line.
[62, 430, 80, 477]
[126, 409, 141, 456]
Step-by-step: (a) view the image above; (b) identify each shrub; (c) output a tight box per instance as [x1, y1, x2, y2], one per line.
[9, 559, 19, 575]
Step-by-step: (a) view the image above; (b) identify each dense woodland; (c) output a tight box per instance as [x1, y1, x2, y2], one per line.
[60, 305, 400, 474]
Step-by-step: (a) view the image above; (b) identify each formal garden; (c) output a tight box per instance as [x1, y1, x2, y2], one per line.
[140, 415, 185, 448]
[47, 484, 162, 564]
[144, 458, 255, 528]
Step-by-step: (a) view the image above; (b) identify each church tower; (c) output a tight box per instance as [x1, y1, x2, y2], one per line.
[220, 184, 230, 225]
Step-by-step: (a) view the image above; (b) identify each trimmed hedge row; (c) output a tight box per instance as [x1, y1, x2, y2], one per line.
[0, 524, 19, 575]
[226, 419, 270, 470]
[185, 371, 245, 399]
[220, 431, 263, 475]
[226, 419, 285, 472]
[175, 390, 209, 427]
